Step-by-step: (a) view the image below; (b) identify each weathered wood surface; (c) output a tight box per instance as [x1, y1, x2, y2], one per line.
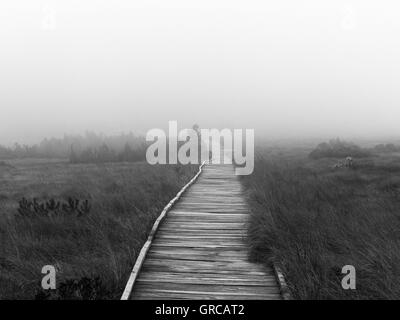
[127, 163, 281, 300]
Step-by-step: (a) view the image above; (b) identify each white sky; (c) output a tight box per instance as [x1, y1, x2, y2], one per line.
[1, 0, 400, 145]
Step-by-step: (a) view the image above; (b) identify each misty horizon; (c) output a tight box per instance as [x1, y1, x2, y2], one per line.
[2, 1, 400, 145]
[2, 127, 400, 149]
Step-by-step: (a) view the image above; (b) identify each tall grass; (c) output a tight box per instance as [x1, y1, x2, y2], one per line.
[0, 161, 197, 299]
[242, 151, 400, 299]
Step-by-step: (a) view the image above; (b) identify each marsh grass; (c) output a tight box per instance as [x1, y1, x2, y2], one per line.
[0, 159, 197, 299]
[242, 150, 400, 299]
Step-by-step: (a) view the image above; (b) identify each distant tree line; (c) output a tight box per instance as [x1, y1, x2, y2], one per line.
[371, 143, 400, 153]
[69, 142, 146, 164]
[0, 132, 147, 163]
[309, 138, 400, 159]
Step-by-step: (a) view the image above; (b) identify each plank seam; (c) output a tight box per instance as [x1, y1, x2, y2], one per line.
[120, 161, 206, 300]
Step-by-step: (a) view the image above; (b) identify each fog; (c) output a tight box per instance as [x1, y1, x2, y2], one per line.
[1, 1, 400, 145]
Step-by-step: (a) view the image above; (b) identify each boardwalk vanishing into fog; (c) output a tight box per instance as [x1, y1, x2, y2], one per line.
[122, 161, 282, 300]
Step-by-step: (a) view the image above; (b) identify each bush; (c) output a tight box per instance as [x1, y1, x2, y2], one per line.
[18, 197, 91, 218]
[309, 139, 371, 159]
[0, 132, 146, 160]
[70, 142, 146, 164]
[372, 144, 400, 153]
[35, 276, 112, 300]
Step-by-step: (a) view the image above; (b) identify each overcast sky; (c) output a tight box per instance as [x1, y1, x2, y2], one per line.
[1, 1, 400, 145]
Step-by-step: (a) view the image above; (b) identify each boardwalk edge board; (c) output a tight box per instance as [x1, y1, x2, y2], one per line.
[272, 262, 292, 300]
[121, 161, 206, 300]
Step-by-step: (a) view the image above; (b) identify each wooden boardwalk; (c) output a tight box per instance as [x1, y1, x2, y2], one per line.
[122, 163, 281, 300]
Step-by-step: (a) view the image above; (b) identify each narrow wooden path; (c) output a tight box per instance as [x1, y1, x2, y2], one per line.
[122, 163, 281, 300]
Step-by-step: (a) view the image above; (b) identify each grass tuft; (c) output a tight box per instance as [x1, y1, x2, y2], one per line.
[242, 150, 400, 299]
[0, 160, 197, 299]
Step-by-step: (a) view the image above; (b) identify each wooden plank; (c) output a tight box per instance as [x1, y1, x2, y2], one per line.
[141, 260, 268, 275]
[157, 224, 247, 230]
[147, 252, 249, 263]
[157, 229, 246, 235]
[133, 292, 280, 300]
[136, 271, 277, 282]
[155, 234, 246, 240]
[136, 272, 277, 286]
[139, 266, 274, 278]
[133, 283, 280, 296]
[149, 242, 248, 249]
[136, 278, 274, 287]
[168, 212, 248, 218]
[132, 288, 281, 300]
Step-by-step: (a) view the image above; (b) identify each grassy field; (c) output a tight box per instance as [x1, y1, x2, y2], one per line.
[0, 159, 197, 299]
[242, 147, 400, 299]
